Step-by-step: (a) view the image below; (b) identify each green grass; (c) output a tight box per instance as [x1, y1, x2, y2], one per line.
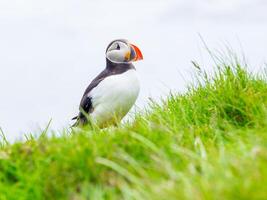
[1, 57, 267, 200]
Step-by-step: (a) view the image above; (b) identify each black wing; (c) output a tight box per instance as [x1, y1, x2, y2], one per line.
[72, 69, 110, 126]
[72, 61, 135, 126]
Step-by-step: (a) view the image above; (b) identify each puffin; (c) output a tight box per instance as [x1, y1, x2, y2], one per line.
[72, 39, 143, 128]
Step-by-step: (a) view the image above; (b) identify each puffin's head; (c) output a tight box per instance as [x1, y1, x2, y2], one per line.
[106, 39, 143, 64]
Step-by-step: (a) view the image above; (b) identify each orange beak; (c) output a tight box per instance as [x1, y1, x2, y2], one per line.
[130, 43, 143, 61]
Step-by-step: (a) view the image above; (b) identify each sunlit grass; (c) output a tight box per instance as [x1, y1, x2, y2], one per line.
[1, 56, 267, 199]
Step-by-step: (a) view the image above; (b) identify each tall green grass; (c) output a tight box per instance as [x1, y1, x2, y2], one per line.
[0, 57, 267, 199]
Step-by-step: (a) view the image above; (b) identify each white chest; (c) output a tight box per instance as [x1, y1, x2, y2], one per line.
[89, 69, 140, 126]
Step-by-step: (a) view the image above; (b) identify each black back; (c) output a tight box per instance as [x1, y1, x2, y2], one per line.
[72, 59, 135, 126]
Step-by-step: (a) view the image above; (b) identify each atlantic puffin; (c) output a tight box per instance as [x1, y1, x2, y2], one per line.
[72, 39, 143, 127]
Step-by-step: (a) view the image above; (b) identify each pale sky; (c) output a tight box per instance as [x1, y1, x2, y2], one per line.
[0, 0, 267, 141]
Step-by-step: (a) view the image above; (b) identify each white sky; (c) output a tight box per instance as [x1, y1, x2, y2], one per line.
[0, 0, 267, 141]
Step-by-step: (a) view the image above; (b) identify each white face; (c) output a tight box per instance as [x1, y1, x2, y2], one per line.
[106, 40, 132, 63]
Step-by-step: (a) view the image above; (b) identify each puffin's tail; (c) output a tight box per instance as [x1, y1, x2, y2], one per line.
[72, 116, 78, 120]
[71, 115, 91, 128]
[71, 116, 79, 127]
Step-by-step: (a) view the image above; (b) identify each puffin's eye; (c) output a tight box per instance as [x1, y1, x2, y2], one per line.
[116, 44, 120, 50]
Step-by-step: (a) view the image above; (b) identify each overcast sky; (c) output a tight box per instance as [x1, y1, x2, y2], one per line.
[0, 0, 267, 142]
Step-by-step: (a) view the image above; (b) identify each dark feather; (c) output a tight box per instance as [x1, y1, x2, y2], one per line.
[71, 116, 78, 120]
[72, 58, 135, 126]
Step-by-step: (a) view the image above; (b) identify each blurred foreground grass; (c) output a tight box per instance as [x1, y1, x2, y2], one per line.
[0, 57, 267, 200]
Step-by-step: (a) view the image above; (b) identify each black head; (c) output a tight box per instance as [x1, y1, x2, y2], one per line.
[105, 39, 143, 64]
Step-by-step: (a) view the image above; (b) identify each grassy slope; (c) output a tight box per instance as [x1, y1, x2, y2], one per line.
[1, 61, 267, 200]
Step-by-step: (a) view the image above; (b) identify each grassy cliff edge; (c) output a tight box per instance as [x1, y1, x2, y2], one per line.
[1, 60, 267, 199]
